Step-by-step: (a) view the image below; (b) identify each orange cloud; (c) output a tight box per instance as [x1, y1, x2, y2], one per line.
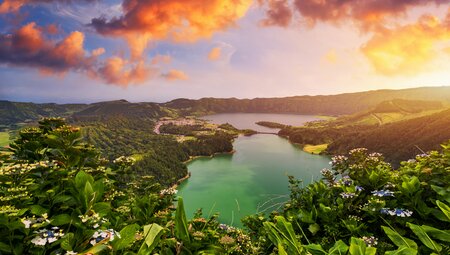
[0, 22, 157, 86]
[96, 57, 156, 86]
[361, 14, 450, 76]
[0, 0, 24, 13]
[162, 69, 189, 81]
[208, 47, 222, 61]
[258, 0, 293, 27]
[90, 0, 253, 59]
[291, 0, 446, 31]
[0, 22, 91, 72]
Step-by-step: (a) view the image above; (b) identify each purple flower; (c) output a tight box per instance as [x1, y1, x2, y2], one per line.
[372, 190, 394, 197]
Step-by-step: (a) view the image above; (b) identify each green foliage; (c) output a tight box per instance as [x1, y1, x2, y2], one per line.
[3, 117, 450, 254]
[245, 141, 450, 254]
[0, 118, 259, 254]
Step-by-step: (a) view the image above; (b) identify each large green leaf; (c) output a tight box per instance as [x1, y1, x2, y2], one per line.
[436, 200, 450, 221]
[81, 244, 110, 254]
[407, 223, 441, 252]
[75, 171, 94, 191]
[278, 243, 289, 255]
[60, 233, 75, 251]
[111, 224, 140, 251]
[421, 225, 450, 242]
[264, 216, 302, 254]
[92, 202, 111, 216]
[328, 240, 349, 255]
[84, 181, 95, 210]
[30, 205, 47, 216]
[50, 214, 72, 226]
[385, 246, 418, 255]
[304, 244, 327, 254]
[0, 242, 11, 253]
[349, 237, 376, 255]
[138, 223, 164, 255]
[175, 197, 190, 243]
[382, 226, 418, 249]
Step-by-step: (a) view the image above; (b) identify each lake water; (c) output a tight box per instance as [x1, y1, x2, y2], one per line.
[177, 114, 330, 227]
[201, 113, 319, 132]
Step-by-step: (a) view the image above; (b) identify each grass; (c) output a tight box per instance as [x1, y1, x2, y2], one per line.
[0, 132, 11, 147]
[176, 136, 197, 143]
[303, 144, 328, 154]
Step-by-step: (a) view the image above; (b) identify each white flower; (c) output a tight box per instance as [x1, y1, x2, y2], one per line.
[90, 229, 120, 245]
[31, 236, 47, 246]
[22, 219, 32, 228]
[48, 237, 57, 243]
[65, 251, 78, 255]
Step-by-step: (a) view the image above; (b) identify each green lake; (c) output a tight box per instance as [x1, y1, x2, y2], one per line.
[177, 114, 330, 227]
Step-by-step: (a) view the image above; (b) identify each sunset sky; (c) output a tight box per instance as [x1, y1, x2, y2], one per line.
[0, 0, 450, 103]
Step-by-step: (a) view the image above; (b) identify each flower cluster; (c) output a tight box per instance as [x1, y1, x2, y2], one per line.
[0, 205, 19, 215]
[79, 212, 108, 229]
[113, 156, 136, 167]
[320, 168, 336, 186]
[21, 214, 50, 228]
[349, 148, 368, 155]
[371, 190, 394, 197]
[90, 229, 120, 245]
[219, 235, 235, 245]
[348, 215, 362, 222]
[105, 189, 126, 201]
[362, 236, 378, 247]
[342, 176, 353, 186]
[380, 208, 413, 217]
[160, 187, 178, 196]
[416, 153, 429, 158]
[340, 192, 356, 199]
[31, 227, 65, 246]
[330, 155, 348, 165]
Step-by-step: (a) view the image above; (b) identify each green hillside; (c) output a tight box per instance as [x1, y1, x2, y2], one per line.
[2, 86, 450, 128]
[164, 86, 450, 115]
[327, 107, 450, 165]
[327, 99, 446, 126]
[0, 100, 87, 128]
[281, 102, 450, 166]
[71, 100, 170, 121]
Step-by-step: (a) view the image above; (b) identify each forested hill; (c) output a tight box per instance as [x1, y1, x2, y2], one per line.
[0, 100, 87, 128]
[327, 107, 450, 165]
[163, 86, 450, 115]
[2, 86, 450, 127]
[71, 99, 172, 121]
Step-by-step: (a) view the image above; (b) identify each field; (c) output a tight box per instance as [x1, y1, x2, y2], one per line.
[0, 132, 10, 147]
[303, 143, 328, 154]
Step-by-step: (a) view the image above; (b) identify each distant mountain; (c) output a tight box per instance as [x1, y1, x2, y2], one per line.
[71, 100, 168, 122]
[163, 86, 450, 115]
[0, 100, 87, 128]
[2, 86, 450, 127]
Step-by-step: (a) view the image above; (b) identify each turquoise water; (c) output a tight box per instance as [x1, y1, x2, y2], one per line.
[201, 113, 319, 132]
[177, 114, 330, 227]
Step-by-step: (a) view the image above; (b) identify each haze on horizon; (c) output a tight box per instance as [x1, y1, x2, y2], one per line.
[1, 0, 450, 103]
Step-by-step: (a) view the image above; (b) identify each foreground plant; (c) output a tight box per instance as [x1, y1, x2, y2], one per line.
[244, 143, 450, 254]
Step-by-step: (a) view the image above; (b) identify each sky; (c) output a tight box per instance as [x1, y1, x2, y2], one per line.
[0, 0, 450, 103]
